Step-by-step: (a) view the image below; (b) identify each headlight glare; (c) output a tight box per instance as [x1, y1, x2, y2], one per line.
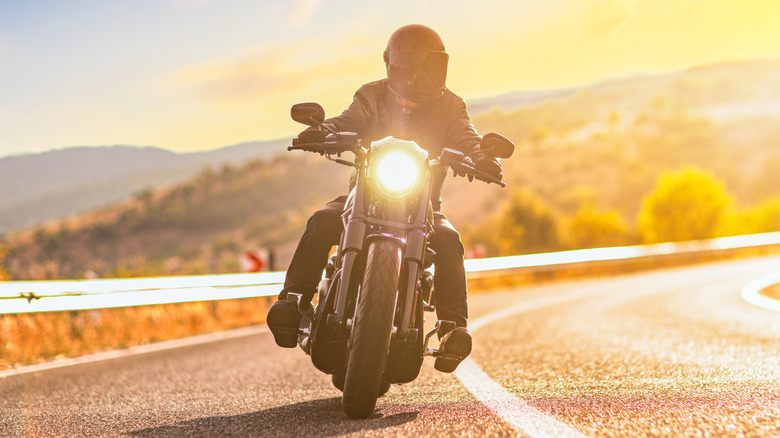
[376, 152, 419, 196]
[369, 137, 428, 200]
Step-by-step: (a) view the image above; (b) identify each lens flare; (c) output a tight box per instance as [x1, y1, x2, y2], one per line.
[376, 152, 419, 196]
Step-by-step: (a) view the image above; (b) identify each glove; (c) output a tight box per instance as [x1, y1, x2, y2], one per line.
[453, 157, 475, 181]
[474, 157, 502, 182]
[294, 128, 326, 145]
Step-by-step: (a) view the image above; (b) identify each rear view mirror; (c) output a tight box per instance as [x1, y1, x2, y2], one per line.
[480, 133, 514, 159]
[291, 103, 325, 126]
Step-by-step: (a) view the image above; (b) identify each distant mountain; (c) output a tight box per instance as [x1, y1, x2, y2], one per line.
[0, 139, 289, 233]
[469, 57, 780, 115]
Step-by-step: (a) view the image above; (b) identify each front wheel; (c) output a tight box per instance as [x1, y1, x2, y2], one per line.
[341, 239, 401, 418]
[332, 373, 391, 398]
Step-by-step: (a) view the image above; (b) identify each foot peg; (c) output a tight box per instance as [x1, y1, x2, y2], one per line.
[424, 320, 471, 373]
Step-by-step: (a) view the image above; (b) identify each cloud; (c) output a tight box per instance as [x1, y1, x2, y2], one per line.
[288, 0, 324, 28]
[162, 36, 383, 108]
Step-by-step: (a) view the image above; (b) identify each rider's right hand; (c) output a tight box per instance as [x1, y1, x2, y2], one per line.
[296, 128, 326, 145]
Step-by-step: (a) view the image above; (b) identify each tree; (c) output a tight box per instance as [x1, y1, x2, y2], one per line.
[722, 195, 780, 236]
[497, 190, 562, 254]
[566, 203, 630, 249]
[637, 167, 732, 243]
[0, 242, 8, 280]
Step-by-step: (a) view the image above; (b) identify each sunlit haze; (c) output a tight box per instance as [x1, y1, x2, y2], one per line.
[1, 0, 779, 158]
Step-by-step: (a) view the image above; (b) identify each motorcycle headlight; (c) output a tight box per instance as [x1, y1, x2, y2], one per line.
[369, 137, 428, 200]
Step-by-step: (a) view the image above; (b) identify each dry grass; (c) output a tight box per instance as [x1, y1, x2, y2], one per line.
[0, 296, 273, 371]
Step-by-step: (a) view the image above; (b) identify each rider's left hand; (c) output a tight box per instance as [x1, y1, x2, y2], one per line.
[474, 157, 502, 182]
[453, 157, 475, 181]
[295, 128, 326, 145]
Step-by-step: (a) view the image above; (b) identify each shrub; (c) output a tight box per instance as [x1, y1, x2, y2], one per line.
[637, 167, 732, 243]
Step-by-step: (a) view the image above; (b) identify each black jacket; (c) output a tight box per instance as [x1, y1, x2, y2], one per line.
[320, 79, 482, 211]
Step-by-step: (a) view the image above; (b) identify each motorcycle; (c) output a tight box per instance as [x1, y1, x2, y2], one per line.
[284, 102, 514, 418]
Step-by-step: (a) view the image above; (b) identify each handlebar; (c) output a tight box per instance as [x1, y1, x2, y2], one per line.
[289, 131, 360, 156]
[448, 159, 506, 187]
[289, 140, 505, 187]
[439, 148, 505, 187]
[288, 141, 359, 155]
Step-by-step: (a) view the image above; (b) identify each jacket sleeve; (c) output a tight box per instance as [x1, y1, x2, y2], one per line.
[320, 86, 374, 134]
[447, 98, 482, 155]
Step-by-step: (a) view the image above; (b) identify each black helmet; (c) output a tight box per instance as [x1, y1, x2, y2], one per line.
[383, 24, 449, 103]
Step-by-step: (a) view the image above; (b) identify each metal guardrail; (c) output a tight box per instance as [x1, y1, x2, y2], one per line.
[0, 272, 286, 314]
[2, 231, 780, 315]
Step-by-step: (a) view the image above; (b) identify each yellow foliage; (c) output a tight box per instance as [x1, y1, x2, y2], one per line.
[497, 190, 562, 255]
[566, 203, 629, 249]
[637, 167, 732, 243]
[720, 196, 780, 236]
[0, 245, 7, 281]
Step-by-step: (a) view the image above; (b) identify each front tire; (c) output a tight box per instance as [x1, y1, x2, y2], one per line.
[341, 239, 401, 418]
[332, 372, 391, 398]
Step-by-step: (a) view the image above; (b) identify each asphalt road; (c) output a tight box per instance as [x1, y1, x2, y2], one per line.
[2, 255, 780, 437]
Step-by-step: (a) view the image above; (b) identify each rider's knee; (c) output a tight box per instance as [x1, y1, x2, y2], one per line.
[432, 225, 465, 257]
[308, 207, 340, 230]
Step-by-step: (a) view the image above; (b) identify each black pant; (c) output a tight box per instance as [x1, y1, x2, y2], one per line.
[283, 196, 468, 327]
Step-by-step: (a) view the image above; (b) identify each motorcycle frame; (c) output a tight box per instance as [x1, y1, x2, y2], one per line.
[331, 158, 435, 342]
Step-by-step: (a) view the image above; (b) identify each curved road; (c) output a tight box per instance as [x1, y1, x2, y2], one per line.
[2, 255, 780, 437]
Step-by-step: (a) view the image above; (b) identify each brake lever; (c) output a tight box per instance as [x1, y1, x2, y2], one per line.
[287, 142, 321, 151]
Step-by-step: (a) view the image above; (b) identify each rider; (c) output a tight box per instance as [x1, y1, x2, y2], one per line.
[266, 24, 503, 372]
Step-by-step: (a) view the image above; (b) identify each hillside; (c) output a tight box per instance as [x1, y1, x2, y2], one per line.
[2, 57, 779, 280]
[459, 57, 780, 220]
[0, 139, 289, 233]
[2, 153, 349, 279]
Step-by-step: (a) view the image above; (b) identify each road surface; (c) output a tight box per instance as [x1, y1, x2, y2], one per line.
[2, 255, 779, 437]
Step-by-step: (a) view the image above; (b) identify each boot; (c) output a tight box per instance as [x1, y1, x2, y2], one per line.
[434, 327, 472, 373]
[266, 300, 302, 348]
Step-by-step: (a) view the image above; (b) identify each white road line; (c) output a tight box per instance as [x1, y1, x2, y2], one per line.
[741, 273, 780, 312]
[455, 290, 596, 438]
[456, 358, 589, 438]
[0, 325, 268, 379]
[457, 265, 780, 436]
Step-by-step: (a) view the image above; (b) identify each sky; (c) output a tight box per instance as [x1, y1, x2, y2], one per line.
[1, 0, 779, 158]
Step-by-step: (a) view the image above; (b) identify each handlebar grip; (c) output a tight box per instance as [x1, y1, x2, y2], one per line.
[452, 161, 506, 187]
[289, 142, 325, 151]
[471, 166, 505, 186]
[288, 142, 357, 155]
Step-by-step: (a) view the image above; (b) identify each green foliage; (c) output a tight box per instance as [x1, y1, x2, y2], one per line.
[637, 167, 733, 243]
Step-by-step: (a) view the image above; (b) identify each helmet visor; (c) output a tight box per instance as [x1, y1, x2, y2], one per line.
[386, 50, 448, 101]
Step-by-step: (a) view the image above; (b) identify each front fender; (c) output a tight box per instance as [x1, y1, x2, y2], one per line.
[364, 234, 406, 252]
